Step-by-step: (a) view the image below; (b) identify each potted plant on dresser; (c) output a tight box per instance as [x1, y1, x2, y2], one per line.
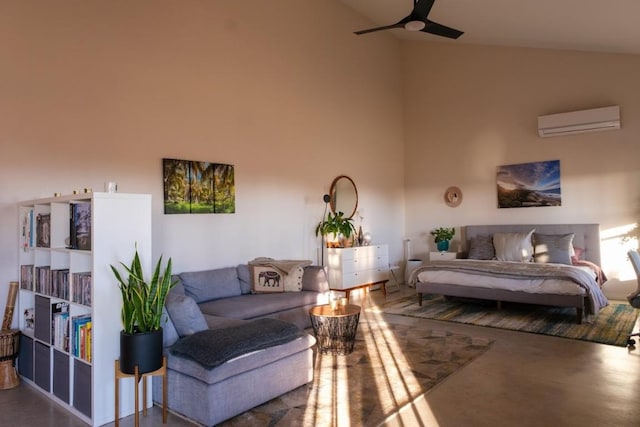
[315, 211, 357, 248]
[111, 247, 176, 375]
[431, 227, 456, 252]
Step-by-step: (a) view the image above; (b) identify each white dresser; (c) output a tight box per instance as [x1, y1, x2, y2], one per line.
[327, 244, 389, 298]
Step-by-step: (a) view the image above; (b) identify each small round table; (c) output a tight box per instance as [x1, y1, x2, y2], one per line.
[309, 304, 361, 355]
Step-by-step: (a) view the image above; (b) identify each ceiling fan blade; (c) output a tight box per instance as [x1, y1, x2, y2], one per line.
[354, 22, 405, 35]
[422, 21, 464, 39]
[413, 0, 436, 19]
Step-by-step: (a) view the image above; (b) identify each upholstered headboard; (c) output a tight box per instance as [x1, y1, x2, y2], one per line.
[464, 224, 601, 265]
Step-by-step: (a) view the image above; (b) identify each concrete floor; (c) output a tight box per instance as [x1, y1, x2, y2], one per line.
[2, 284, 640, 426]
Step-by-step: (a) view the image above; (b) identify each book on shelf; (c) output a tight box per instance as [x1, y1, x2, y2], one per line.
[51, 269, 70, 300]
[72, 272, 92, 307]
[72, 314, 92, 362]
[35, 266, 51, 295]
[36, 213, 51, 248]
[69, 202, 91, 251]
[21, 208, 34, 249]
[51, 301, 70, 352]
[20, 265, 34, 291]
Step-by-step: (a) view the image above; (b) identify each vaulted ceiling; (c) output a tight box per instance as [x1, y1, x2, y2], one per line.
[340, 0, 640, 55]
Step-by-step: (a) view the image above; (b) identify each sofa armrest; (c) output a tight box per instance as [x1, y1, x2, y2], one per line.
[301, 266, 329, 293]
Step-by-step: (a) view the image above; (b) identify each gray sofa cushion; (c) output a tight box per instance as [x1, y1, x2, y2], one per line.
[180, 267, 242, 303]
[165, 293, 209, 337]
[236, 264, 252, 294]
[204, 314, 248, 330]
[198, 292, 320, 320]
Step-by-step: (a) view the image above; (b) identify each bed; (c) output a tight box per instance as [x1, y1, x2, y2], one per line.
[412, 224, 609, 324]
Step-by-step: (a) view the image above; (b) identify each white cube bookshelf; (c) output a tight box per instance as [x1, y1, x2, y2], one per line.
[17, 192, 152, 426]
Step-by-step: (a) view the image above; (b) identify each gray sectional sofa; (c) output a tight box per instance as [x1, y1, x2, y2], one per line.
[152, 264, 328, 426]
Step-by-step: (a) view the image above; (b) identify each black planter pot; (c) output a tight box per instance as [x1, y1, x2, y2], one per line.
[119, 328, 163, 375]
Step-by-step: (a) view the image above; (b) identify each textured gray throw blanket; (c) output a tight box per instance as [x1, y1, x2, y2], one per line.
[170, 318, 305, 369]
[412, 260, 609, 315]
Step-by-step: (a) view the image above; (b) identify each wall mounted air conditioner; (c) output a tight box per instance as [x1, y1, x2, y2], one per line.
[537, 105, 620, 137]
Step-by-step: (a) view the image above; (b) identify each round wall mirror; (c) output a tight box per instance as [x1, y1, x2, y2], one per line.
[329, 175, 358, 219]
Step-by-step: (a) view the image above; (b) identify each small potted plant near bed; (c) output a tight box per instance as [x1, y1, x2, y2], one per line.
[111, 246, 176, 375]
[431, 227, 455, 252]
[315, 211, 357, 248]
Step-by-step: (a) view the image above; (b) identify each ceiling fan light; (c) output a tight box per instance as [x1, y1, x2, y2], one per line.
[405, 20, 426, 31]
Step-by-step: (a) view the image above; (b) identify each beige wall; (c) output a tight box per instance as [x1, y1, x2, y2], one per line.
[2, 2, 638, 319]
[403, 42, 640, 297]
[0, 0, 406, 320]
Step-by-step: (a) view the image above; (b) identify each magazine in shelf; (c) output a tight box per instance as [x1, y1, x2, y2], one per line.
[69, 202, 91, 251]
[20, 264, 34, 291]
[21, 208, 34, 249]
[36, 213, 51, 248]
[23, 307, 35, 331]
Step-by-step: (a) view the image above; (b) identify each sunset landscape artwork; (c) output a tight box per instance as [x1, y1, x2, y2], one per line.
[496, 160, 561, 208]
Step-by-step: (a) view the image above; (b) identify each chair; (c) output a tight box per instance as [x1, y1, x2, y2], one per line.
[626, 250, 640, 348]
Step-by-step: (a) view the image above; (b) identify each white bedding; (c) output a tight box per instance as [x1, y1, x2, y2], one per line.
[417, 268, 592, 296]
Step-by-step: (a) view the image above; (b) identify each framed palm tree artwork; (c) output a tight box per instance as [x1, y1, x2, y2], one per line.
[163, 158, 236, 214]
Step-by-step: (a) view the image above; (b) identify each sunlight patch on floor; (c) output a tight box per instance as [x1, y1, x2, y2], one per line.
[362, 308, 440, 426]
[301, 288, 441, 425]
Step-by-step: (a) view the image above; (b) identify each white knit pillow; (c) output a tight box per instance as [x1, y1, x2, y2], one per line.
[493, 230, 535, 262]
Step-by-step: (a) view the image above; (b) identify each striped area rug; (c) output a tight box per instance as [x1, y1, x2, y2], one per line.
[378, 295, 638, 347]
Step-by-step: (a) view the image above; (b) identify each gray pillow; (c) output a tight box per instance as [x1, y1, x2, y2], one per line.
[301, 266, 330, 293]
[165, 293, 208, 337]
[236, 264, 252, 294]
[533, 233, 574, 265]
[467, 235, 495, 260]
[180, 267, 242, 303]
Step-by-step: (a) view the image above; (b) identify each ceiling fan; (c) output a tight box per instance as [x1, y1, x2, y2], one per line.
[354, 0, 464, 39]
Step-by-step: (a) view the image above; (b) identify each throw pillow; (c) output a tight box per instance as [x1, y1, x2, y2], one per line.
[493, 230, 535, 262]
[250, 265, 285, 293]
[301, 266, 329, 293]
[180, 267, 242, 303]
[533, 233, 574, 265]
[165, 293, 209, 337]
[283, 266, 304, 292]
[467, 235, 495, 260]
[571, 246, 585, 263]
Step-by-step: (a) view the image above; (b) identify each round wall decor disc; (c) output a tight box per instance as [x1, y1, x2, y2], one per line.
[444, 186, 462, 207]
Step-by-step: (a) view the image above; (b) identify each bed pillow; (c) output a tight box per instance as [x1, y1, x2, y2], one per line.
[533, 233, 574, 265]
[571, 246, 585, 262]
[467, 235, 495, 260]
[493, 230, 535, 262]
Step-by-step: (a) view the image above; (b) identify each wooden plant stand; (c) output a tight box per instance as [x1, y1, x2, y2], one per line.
[114, 356, 167, 427]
